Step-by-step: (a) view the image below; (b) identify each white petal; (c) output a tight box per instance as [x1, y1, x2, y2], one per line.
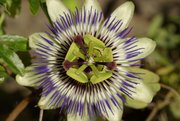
[101, 100, 123, 121]
[132, 80, 155, 103]
[16, 66, 40, 87]
[119, 67, 160, 106]
[107, 108, 123, 121]
[29, 32, 53, 49]
[38, 89, 57, 109]
[110, 1, 134, 31]
[83, 0, 102, 12]
[128, 37, 156, 61]
[80, 0, 104, 38]
[46, 0, 68, 22]
[67, 113, 90, 121]
[115, 37, 156, 63]
[114, 37, 156, 64]
[125, 97, 150, 109]
[131, 69, 160, 103]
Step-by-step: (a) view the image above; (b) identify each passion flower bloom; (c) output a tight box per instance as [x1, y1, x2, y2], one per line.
[16, 0, 160, 121]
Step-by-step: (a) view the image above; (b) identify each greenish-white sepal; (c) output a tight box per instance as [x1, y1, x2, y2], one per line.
[125, 97, 149, 109]
[102, 100, 123, 121]
[67, 113, 90, 121]
[46, 0, 68, 22]
[110, 1, 134, 31]
[123, 67, 160, 109]
[38, 89, 57, 109]
[83, 0, 102, 12]
[16, 66, 40, 87]
[128, 37, 156, 61]
[29, 32, 52, 49]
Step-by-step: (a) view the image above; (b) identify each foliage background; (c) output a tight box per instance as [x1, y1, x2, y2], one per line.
[0, 0, 180, 121]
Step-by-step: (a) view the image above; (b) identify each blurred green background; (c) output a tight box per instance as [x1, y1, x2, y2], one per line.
[0, 0, 180, 121]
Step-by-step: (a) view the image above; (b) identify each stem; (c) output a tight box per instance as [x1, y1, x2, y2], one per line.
[145, 91, 173, 121]
[39, 109, 44, 121]
[6, 95, 31, 121]
[160, 83, 180, 97]
[146, 84, 180, 121]
[6, 90, 40, 121]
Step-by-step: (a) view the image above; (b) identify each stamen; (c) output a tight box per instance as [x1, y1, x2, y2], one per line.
[74, 35, 89, 57]
[63, 60, 84, 71]
[96, 61, 117, 70]
[74, 35, 84, 46]
[106, 62, 117, 70]
[63, 60, 75, 71]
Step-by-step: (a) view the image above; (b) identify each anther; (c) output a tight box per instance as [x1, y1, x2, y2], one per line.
[63, 60, 75, 71]
[74, 35, 89, 58]
[74, 35, 84, 46]
[63, 60, 84, 71]
[106, 61, 117, 70]
[96, 61, 117, 70]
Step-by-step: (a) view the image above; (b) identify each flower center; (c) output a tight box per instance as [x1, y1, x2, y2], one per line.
[63, 35, 116, 84]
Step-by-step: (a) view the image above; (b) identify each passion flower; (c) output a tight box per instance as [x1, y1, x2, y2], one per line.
[16, 0, 160, 121]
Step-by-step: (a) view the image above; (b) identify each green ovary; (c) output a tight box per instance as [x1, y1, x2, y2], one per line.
[64, 35, 114, 84]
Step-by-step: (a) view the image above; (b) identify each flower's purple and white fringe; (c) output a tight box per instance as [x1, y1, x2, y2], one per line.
[16, 0, 160, 121]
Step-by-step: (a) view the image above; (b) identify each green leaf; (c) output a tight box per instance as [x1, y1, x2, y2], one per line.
[0, 72, 7, 84]
[0, 0, 6, 5]
[0, 44, 24, 75]
[152, 51, 171, 66]
[40, 0, 46, 3]
[62, 0, 81, 12]
[0, 65, 8, 84]
[0, 69, 8, 84]
[0, 65, 5, 71]
[0, 13, 5, 35]
[28, 0, 40, 15]
[157, 66, 174, 76]
[0, 35, 28, 52]
[170, 97, 180, 119]
[148, 15, 163, 37]
[5, 0, 21, 17]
